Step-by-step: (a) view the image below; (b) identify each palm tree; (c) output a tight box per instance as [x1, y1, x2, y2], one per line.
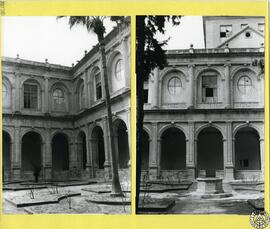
[58, 16, 124, 196]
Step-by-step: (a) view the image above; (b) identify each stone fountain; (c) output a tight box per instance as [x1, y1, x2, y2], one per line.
[193, 170, 233, 198]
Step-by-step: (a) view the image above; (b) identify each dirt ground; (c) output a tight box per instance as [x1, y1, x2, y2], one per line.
[3, 184, 131, 215]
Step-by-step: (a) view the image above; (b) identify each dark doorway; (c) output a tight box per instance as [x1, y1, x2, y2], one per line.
[117, 120, 130, 168]
[92, 126, 105, 169]
[235, 127, 261, 170]
[3, 131, 11, 178]
[160, 127, 186, 170]
[197, 127, 223, 177]
[22, 131, 42, 171]
[52, 133, 69, 171]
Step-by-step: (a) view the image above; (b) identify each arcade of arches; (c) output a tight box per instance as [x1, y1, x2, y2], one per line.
[2, 118, 130, 181]
[141, 123, 263, 181]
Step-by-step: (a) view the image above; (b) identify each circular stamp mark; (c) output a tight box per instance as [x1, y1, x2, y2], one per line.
[250, 211, 270, 229]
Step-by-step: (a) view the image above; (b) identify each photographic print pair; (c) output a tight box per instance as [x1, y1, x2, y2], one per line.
[2, 15, 265, 215]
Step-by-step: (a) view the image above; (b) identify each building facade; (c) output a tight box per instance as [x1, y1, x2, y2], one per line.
[142, 16, 264, 181]
[2, 20, 131, 182]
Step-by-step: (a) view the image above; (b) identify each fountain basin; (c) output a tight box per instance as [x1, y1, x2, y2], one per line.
[197, 177, 224, 194]
[194, 177, 233, 199]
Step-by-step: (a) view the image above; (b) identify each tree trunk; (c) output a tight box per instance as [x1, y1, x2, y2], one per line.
[135, 16, 146, 212]
[98, 34, 123, 196]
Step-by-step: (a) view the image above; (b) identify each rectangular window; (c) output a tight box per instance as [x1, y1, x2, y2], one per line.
[258, 23, 264, 33]
[96, 82, 102, 100]
[202, 75, 217, 103]
[220, 25, 232, 38]
[205, 88, 214, 97]
[24, 84, 38, 109]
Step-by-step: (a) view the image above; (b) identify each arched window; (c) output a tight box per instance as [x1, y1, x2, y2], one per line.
[2, 83, 7, 100]
[238, 75, 252, 94]
[95, 70, 102, 100]
[53, 88, 64, 104]
[23, 81, 39, 109]
[115, 59, 124, 81]
[167, 77, 181, 95]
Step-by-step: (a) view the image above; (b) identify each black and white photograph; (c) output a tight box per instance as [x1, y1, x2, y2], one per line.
[136, 16, 265, 214]
[2, 16, 131, 214]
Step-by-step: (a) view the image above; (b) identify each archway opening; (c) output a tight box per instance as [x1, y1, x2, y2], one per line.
[22, 131, 42, 171]
[142, 129, 150, 170]
[114, 120, 130, 169]
[197, 127, 223, 177]
[52, 133, 69, 171]
[92, 126, 105, 169]
[235, 127, 261, 170]
[3, 131, 11, 178]
[160, 127, 186, 170]
[77, 131, 87, 170]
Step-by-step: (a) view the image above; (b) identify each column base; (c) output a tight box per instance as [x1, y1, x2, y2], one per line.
[12, 167, 21, 181]
[44, 166, 52, 181]
[104, 164, 112, 180]
[149, 166, 158, 180]
[85, 165, 94, 178]
[186, 167, 196, 181]
[224, 167, 235, 181]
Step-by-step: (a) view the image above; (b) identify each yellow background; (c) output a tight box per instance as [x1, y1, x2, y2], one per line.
[0, 0, 268, 229]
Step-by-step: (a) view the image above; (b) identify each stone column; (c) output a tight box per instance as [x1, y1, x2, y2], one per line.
[260, 138, 264, 181]
[224, 64, 231, 108]
[103, 118, 112, 179]
[188, 65, 195, 108]
[14, 72, 21, 112]
[11, 86, 16, 112]
[122, 36, 130, 88]
[89, 137, 98, 173]
[151, 68, 159, 109]
[13, 127, 21, 179]
[186, 122, 196, 180]
[44, 76, 49, 113]
[112, 134, 119, 168]
[41, 87, 45, 113]
[69, 139, 77, 169]
[83, 71, 90, 108]
[85, 126, 92, 177]
[9, 140, 14, 180]
[44, 128, 52, 180]
[224, 122, 234, 181]
[149, 123, 158, 180]
[76, 140, 83, 169]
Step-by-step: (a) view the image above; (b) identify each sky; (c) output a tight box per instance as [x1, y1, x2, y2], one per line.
[2, 16, 204, 67]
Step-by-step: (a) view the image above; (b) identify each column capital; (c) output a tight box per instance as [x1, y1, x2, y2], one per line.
[224, 63, 231, 67]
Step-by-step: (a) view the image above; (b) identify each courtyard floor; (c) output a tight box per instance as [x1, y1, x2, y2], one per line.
[2, 182, 131, 214]
[138, 181, 264, 214]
